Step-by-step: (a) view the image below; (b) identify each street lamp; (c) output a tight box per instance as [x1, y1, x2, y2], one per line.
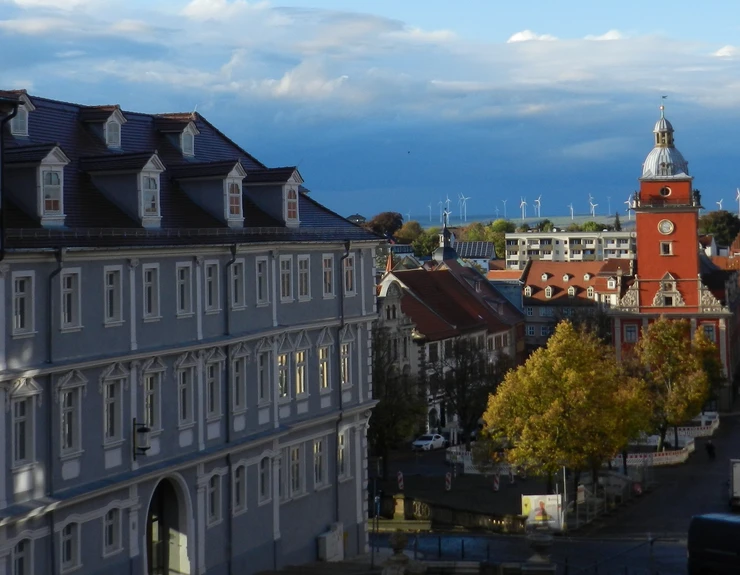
[132, 418, 152, 460]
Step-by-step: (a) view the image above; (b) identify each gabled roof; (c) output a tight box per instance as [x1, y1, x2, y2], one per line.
[522, 260, 604, 306]
[5, 143, 62, 164]
[246, 166, 302, 184]
[79, 105, 127, 124]
[454, 241, 496, 260]
[168, 160, 244, 180]
[487, 269, 524, 281]
[80, 152, 161, 172]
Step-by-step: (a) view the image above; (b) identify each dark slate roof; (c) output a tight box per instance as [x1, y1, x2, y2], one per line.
[79, 105, 123, 123]
[454, 241, 496, 259]
[1, 92, 382, 249]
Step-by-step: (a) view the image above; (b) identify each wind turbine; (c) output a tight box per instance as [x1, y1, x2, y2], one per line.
[736, 188, 740, 217]
[494, 206, 500, 218]
[589, 200, 598, 217]
[428, 203, 432, 222]
[568, 203, 574, 220]
[460, 194, 471, 222]
[624, 198, 632, 221]
[717, 199, 724, 211]
[607, 196, 611, 216]
[438, 200, 444, 223]
[519, 197, 527, 221]
[406, 211, 411, 222]
[445, 194, 452, 213]
[502, 199, 508, 219]
[458, 193, 464, 222]
[534, 195, 542, 218]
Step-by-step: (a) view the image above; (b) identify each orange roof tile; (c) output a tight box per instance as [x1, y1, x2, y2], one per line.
[522, 260, 604, 306]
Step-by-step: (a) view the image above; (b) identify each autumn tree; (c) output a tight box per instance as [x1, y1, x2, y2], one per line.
[411, 228, 439, 258]
[556, 306, 613, 344]
[461, 222, 486, 241]
[366, 211, 404, 236]
[633, 317, 712, 450]
[698, 210, 740, 247]
[483, 321, 651, 494]
[367, 325, 427, 479]
[394, 220, 424, 244]
[490, 219, 516, 233]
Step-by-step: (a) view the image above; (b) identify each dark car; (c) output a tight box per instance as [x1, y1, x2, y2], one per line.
[687, 513, 740, 574]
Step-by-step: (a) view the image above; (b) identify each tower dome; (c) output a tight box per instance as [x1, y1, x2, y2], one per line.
[641, 104, 689, 179]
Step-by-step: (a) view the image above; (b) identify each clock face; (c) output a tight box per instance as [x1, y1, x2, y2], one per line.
[658, 219, 675, 235]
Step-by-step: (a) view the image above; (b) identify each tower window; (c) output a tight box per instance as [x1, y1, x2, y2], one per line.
[659, 187, 671, 197]
[660, 242, 672, 256]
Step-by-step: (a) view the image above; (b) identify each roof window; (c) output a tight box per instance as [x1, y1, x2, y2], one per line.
[105, 119, 121, 148]
[10, 105, 29, 136]
[524, 286, 532, 297]
[544, 286, 553, 299]
[181, 123, 197, 156]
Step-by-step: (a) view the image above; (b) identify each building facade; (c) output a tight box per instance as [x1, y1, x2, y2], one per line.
[504, 230, 636, 270]
[0, 91, 382, 575]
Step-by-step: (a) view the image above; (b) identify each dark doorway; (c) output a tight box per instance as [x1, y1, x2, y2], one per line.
[146, 478, 189, 574]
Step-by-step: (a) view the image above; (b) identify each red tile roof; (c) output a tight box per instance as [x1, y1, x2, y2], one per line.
[487, 269, 523, 281]
[522, 260, 604, 306]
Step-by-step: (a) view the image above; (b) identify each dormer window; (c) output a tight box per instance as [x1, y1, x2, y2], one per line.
[607, 278, 616, 289]
[562, 274, 570, 282]
[36, 145, 70, 227]
[524, 286, 532, 297]
[222, 162, 246, 227]
[142, 176, 159, 215]
[138, 154, 165, 228]
[43, 171, 62, 213]
[587, 286, 594, 298]
[181, 123, 197, 157]
[545, 286, 553, 299]
[105, 119, 121, 148]
[568, 286, 575, 297]
[285, 187, 299, 224]
[540, 273, 548, 281]
[228, 182, 242, 217]
[10, 105, 29, 136]
[583, 273, 591, 281]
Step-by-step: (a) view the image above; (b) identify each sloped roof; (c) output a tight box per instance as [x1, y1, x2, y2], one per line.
[522, 260, 604, 306]
[454, 241, 496, 259]
[245, 167, 299, 184]
[487, 269, 524, 281]
[399, 290, 459, 341]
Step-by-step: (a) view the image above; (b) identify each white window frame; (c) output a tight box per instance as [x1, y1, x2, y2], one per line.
[11, 396, 34, 468]
[587, 286, 595, 299]
[322, 254, 334, 298]
[60, 268, 82, 331]
[278, 352, 290, 400]
[41, 169, 63, 216]
[231, 356, 248, 414]
[10, 105, 28, 136]
[607, 279, 616, 289]
[205, 360, 222, 421]
[295, 349, 308, 397]
[289, 445, 304, 497]
[256, 256, 269, 306]
[59, 376, 85, 458]
[285, 186, 299, 223]
[60, 522, 80, 573]
[105, 119, 121, 148]
[103, 265, 123, 326]
[338, 429, 350, 481]
[207, 474, 222, 527]
[12, 271, 35, 337]
[230, 259, 246, 310]
[258, 457, 271, 504]
[226, 179, 242, 220]
[313, 438, 327, 489]
[142, 369, 163, 433]
[525, 306, 533, 317]
[257, 351, 271, 405]
[204, 260, 220, 313]
[340, 342, 352, 387]
[181, 124, 197, 157]
[297, 255, 311, 301]
[624, 324, 638, 343]
[177, 365, 196, 428]
[279, 255, 293, 302]
[175, 262, 193, 317]
[544, 286, 553, 299]
[319, 346, 331, 393]
[233, 464, 247, 515]
[567, 286, 576, 297]
[343, 254, 356, 296]
[103, 377, 125, 445]
[140, 173, 161, 219]
[102, 508, 122, 557]
[524, 286, 532, 297]
[142, 263, 161, 320]
[12, 538, 32, 575]
[526, 325, 535, 337]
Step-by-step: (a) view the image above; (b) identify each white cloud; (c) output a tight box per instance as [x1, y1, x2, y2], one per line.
[181, 0, 268, 21]
[507, 30, 557, 43]
[713, 45, 738, 58]
[0, 17, 70, 34]
[559, 137, 633, 160]
[109, 19, 152, 34]
[257, 61, 350, 100]
[387, 26, 455, 43]
[9, 0, 91, 9]
[585, 30, 623, 41]
[55, 50, 86, 58]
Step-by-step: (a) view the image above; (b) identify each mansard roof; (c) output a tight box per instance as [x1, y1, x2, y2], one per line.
[1, 91, 381, 249]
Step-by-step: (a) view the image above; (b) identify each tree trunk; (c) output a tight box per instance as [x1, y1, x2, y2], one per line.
[673, 425, 679, 451]
[572, 470, 581, 520]
[657, 425, 667, 452]
[621, 448, 628, 476]
[381, 448, 390, 481]
[546, 471, 553, 494]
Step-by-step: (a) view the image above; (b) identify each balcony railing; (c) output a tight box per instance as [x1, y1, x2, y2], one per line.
[630, 193, 701, 209]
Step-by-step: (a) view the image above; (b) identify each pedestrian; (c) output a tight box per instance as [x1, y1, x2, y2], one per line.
[705, 439, 716, 461]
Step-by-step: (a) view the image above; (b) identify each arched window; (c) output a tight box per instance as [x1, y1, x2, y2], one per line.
[544, 286, 553, 299]
[181, 131, 194, 156]
[105, 120, 121, 148]
[13, 539, 30, 575]
[587, 287, 594, 298]
[567, 286, 575, 297]
[228, 182, 242, 217]
[524, 286, 532, 297]
[10, 106, 28, 136]
[286, 188, 298, 221]
[234, 465, 247, 513]
[258, 457, 271, 502]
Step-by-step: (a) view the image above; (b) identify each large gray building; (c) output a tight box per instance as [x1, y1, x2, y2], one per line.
[0, 90, 381, 575]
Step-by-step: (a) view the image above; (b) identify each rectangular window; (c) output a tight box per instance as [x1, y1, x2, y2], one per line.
[295, 350, 307, 396]
[206, 363, 221, 419]
[205, 262, 219, 312]
[12, 272, 34, 335]
[624, 324, 638, 343]
[280, 256, 293, 301]
[207, 475, 221, 526]
[343, 255, 356, 296]
[660, 242, 672, 256]
[142, 175, 159, 215]
[10, 106, 28, 136]
[322, 255, 334, 298]
[105, 121, 120, 147]
[103, 508, 121, 556]
[104, 379, 123, 444]
[256, 257, 269, 305]
[144, 372, 161, 430]
[278, 353, 290, 399]
[526, 325, 535, 337]
[338, 430, 350, 480]
[286, 188, 298, 220]
[525, 306, 533, 317]
[228, 181, 242, 217]
[12, 398, 33, 466]
[319, 346, 330, 391]
[703, 324, 717, 343]
[298, 255, 311, 300]
[61, 523, 79, 572]
[176, 263, 193, 315]
[290, 445, 303, 496]
[61, 389, 80, 454]
[428, 342, 439, 363]
[178, 368, 194, 426]
[231, 358, 247, 412]
[42, 170, 63, 214]
[258, 352, 270, 403]
[540, 325, 550, 337]
[231, 260, 245, 309]
[142, 264, 160, 319]
[277, 451, 286, 501]
[60, 269, 81, 329]
[313, 439, 326, 488]
[259, 457, 271, 503]
[103, 267, 122, 325]
[233, 465, 247, 513]
[340, 343, 351, 387]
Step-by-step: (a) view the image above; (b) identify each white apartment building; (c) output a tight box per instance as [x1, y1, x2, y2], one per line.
[505, 230, 636, 270]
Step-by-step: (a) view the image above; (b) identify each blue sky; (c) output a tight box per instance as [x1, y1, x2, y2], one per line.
[2, 0, 740, 220]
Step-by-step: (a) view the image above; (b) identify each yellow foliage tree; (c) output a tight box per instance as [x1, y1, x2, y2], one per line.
[482, 321, 650, 491]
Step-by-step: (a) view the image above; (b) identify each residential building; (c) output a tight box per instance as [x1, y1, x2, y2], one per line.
[0, 90, 382, 575]
[377, 227, 524, 433]
[504, 229, 636, 270]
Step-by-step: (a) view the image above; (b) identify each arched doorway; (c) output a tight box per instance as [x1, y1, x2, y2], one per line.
[146, 478, 192, 574]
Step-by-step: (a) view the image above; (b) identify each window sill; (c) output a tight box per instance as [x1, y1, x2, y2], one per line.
[231, 305, 247, 312]
[103, 438, 126, 449]
[257, 400, 272, 409]
[61, 564, 83, 575]
[232, 506, 248, 517]
[232, 407, 247, 415]
[284, 491, 309, 503]
[339, 474, 353, 484]
[60, 449, 84, 462]
[102, 546, 123, 559]
[207, 518, 223, 529]
[149, 428, 163, 437]
[256, 301, 270, 308]
[143, 315, 162, 323]
[323, 294, 336, 300]
[12, 330, 37, 340]
[341, 383, 353, 390]
[280, 298, 294, 304]
[104, 320, 125, 328]
[60, 325, 83, 334]
[257, 497, 272, 507]
[319, 388, 333, 396]
[314, 483, 332, 493]
[205, 308, 222, 316]
[296, 393, 310, 401]
[278, 397, 292, 405]
[298, 296, 312, 302]
[11, 461, 36, 473]
[344, 292, 357, 298]
[178, 421, 196, 431]
[206, 414, 222, 423]
[176, 312, 195, 319]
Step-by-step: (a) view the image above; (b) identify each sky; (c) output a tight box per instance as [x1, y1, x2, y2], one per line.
[2, 0, 740, 221]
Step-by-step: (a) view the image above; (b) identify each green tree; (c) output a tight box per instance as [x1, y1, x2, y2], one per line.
[613, 212, 622, 231]
[566, 223, 582, 232]
[367, 326, 427, 479]
[491, 219, 516, 233]
[394, 220, 424, 244]
[633, 317, 712, 451]
[581, 221, 605, 232]
[483, 322, 650, 493]
[366, 211, 404, 236]
[698, 210, 740, 247]
[516, 223, 530, 233]
[556, 306, 613, 344]
[537, 219, 554, 232]
[487, 231, 505, 262]
[411, 228, 440, 258]
[461, 222, 486, 241]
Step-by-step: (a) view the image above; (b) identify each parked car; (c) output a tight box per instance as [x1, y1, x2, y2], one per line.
[411, 434, 446, 451]
[687, 513, 740, 574]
